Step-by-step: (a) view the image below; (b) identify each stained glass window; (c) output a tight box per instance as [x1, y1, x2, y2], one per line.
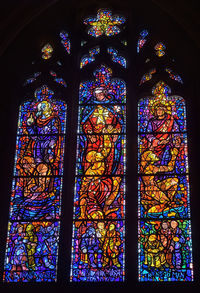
[137, 29, 148, 53]
[80, 47, 100, 68]
[23, 72, 41, 86]
[138, 81, 193, 281]
[84, 9, 126, 38]
[70, 65, 126, 282]
[49, 71, 67, 87]
[3, 85, 67, 282]
[154, 42, 166, 57]
[60, 31, 70, 54]
[139, 68, 156, 85]
[41, 44, 53, 60]
[166, 68, 183, 84]
[107, 47, 126, 68]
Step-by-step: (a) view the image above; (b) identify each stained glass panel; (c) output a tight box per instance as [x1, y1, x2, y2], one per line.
[84, 9, 125, 38]
[60, 31, 70, 54]
[70, 65, 126, 282]
[4, 221, 59, 282]
[166, 68, 183, 84]
[80, 47, 100, 68]
[41, 44, 53, 60]
[23, 72, 41, 86]
[3, 85, 67, 282]
[138, 81, 193, 281]
[139, 68, 156, 85]
[49, 71, 67, 87]
[137, 29, 148, 53]
[107, 47, 126, 68]
[154, 42, 166, 57]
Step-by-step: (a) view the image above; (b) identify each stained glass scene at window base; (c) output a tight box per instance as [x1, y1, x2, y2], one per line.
[3, 85, 67, 282]
[138, 81, 193, 282]
[70, 65, 126, 282]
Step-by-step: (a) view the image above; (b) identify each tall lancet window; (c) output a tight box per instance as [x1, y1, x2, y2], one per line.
[138, 81, 193, 281]
[70, 65, 126, 281]
[3, 85, 67, 282]
[70, 8, 127, 282]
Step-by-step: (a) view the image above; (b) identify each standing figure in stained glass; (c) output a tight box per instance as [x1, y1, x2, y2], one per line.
[170, 220, 185, 269]
[102, 223, 121, 268]
[78, 87, 122, 222]
[24, 224, 38, 270]
[80, 226, 102, 268]
[159, 221, 174, 268]
[35, 224, 55, 269]
[10, 224, 28, 272]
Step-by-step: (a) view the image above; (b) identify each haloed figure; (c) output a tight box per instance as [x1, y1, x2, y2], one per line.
[146, 101, 179, 162]
[26, 100, 61, 174]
